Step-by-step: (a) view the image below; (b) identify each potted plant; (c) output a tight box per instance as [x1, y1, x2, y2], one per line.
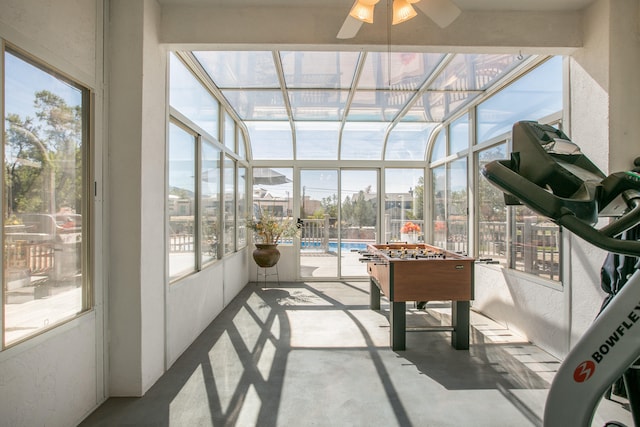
[247, 211, 300, 267]
[400, 221, 421, 244]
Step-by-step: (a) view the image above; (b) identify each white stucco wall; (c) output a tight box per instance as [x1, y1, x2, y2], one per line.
[167, 263, 225, 366]
[224, 249, 251, 305]
[161, 5, 581, 52]
[607, 0, 640, 175]
[166, 249, 250, 367]
[473, 264, 568, 359]
[138, 0, 168, 394]
[0, 315, 98, 426]
[0, 0, 98, 85]
[0, 1, 105, 426]
[248, 244, 298, 283]
[109, 0, 161, 396]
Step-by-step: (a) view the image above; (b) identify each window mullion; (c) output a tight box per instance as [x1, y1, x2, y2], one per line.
[195, 135, 202, 270]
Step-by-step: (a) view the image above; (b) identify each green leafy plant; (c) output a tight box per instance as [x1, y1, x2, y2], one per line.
[247, 211, 300, 244]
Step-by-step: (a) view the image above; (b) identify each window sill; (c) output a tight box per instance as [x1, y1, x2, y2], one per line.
[504, 266, 563, 291]
[0, 309, 96, 361]
[476, 262, 563, 291]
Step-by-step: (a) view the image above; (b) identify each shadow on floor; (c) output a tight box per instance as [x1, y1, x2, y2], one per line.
[79, 281, 573, 427]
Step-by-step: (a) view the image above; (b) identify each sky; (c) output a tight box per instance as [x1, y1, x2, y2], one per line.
[5, 51, 82, 121]
[260, 168, 424, 202]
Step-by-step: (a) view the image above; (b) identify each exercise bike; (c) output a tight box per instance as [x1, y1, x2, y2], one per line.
[482, 121, 640, 427]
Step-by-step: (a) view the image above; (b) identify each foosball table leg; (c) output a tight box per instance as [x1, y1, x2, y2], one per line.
[390, 301, 406, 351]
[452, 300, 470, 350]
[369, 278, 380, 310]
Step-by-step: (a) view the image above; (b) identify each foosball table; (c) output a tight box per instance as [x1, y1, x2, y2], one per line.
[362, 243, 475, 351]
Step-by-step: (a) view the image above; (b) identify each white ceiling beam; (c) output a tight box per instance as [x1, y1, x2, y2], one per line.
[161, 5, 582, 54]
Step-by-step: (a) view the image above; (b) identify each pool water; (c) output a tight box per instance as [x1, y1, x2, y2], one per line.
[301, 241, 369, 252]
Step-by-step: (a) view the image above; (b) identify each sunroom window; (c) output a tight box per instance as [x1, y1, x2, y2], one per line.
[474, 57, 564, 280]
[2, 47, 90, 346]
[168, 53, 248, 284]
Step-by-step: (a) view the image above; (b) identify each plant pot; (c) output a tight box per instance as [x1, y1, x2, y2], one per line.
[253, 243, 280, 268]
[401, 232, 418, 244]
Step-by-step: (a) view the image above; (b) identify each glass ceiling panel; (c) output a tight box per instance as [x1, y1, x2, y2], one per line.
[280, 51, 360, 89]
[404, 91, 479, 122]
[245, 121, 293, 160]
[385, 122, 437, 160]
[347, 90, 413, 121]
[295, 122, 340, 160]
[288, 90, 349, 121]
[431, 53, 525, 91]
[358, 52, 446, 90]
[222, 89, 288, 120]
[341, 122, 388, 160]
[194, 51, 279, 88]
[188, 49, 545, 162]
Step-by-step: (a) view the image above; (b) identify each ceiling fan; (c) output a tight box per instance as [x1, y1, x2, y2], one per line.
[337, 0, 461, 39]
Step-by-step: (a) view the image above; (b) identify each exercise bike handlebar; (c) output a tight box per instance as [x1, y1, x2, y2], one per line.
[598, 192, 640, 238]
[558, 205, 640, 255]
[482, 157, 640, 257]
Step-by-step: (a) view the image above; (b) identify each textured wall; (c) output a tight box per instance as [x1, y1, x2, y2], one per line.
[0, 317, 97, 426]
[161, 4, 581, 53]
[0, 0, 98, 86]
[0, 1, 103, 426]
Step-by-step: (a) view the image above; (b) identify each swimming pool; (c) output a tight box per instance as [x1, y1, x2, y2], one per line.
[301, 241, 369, 252]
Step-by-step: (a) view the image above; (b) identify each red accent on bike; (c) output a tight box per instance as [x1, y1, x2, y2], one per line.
[573, 361, 596, 382]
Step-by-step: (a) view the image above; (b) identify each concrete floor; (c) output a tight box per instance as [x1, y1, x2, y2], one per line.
[80, 281, 632, 426]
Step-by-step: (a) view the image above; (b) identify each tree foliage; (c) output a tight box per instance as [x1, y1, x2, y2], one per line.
[342, 186, 376, 227]
[4, 90, 82, 216]
[410, 176, 424, 220]
[320, 194, 338, 218]
[478, 146, 508, 222]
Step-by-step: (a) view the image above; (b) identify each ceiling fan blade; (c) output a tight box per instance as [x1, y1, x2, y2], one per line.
[337, 15, 364, 39]
[414, 0, 461, 28]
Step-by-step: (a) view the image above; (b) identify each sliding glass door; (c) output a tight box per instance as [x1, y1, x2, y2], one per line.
[298, 169, 378, 279]
[340, 170, 377, 277]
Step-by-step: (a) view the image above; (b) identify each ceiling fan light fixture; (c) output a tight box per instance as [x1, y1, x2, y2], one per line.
[349, 1, 376, 24]
[392, 0, 418, 25]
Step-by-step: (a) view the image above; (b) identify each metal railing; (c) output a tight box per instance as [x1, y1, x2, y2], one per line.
[300, 217, 331, 251]
[477, 221, 506, 259]
[475, 220, 560, 281]
[167, 215, 560, 280]
[169, 233, 195, 252]
[6, 241, 55, 275]
[514, 220, 560, 281]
